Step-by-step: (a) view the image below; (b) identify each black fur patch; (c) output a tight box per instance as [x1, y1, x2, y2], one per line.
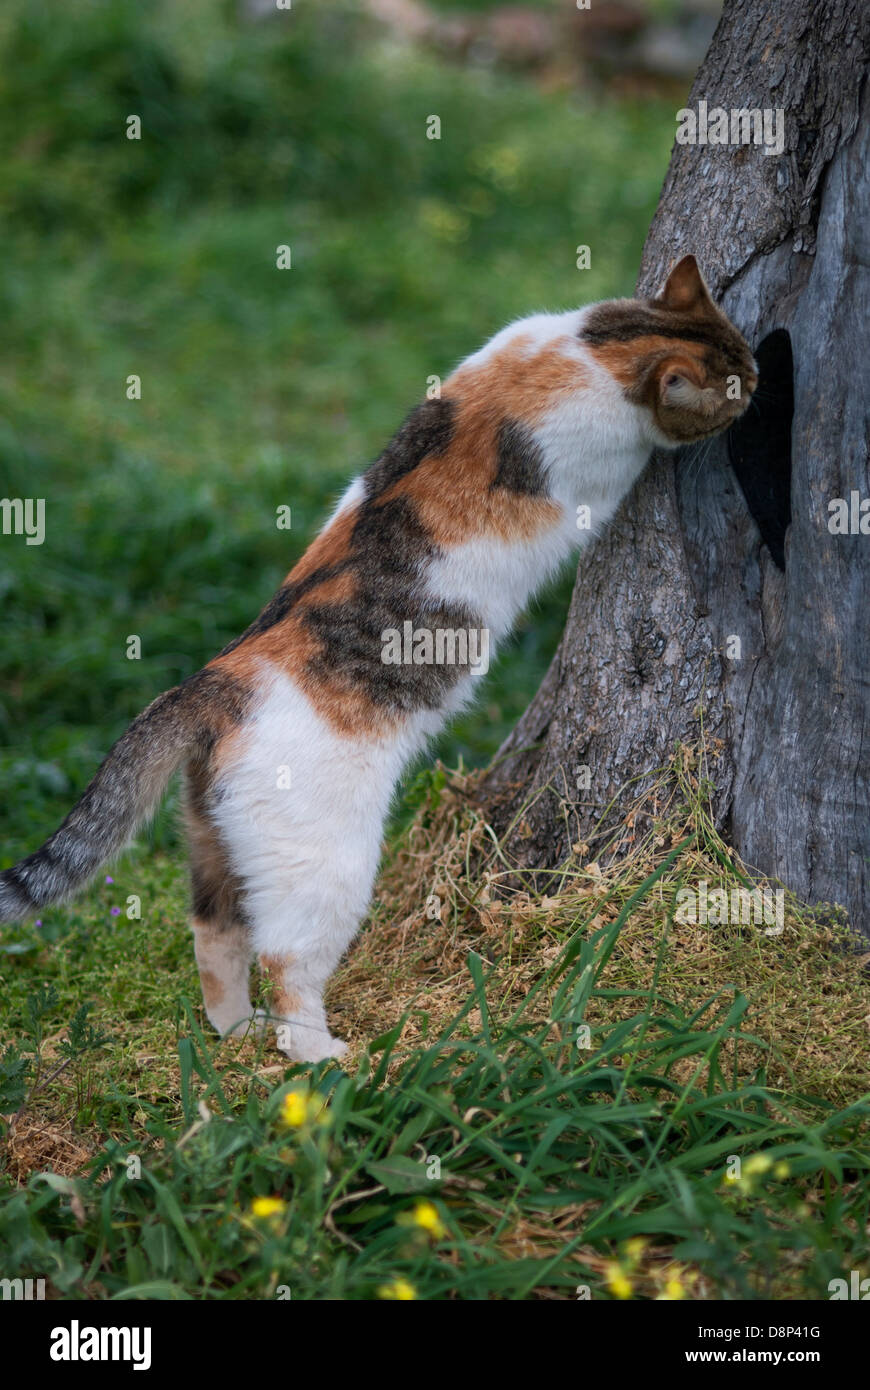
[365, 397, 455, 499]
[491, 418, 549, 496]
[304, 495, 481, 713]
[189, 846, 245, 924]
[580, 302, 748, 377]
[185, 759, 249, 926]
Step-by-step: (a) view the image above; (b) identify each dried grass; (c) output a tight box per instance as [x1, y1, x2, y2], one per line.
[329, 749, 870, 1107]
[4, 1110, 96, 1185]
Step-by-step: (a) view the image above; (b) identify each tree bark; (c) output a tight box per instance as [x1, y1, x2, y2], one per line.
[479, 0, 870, 931]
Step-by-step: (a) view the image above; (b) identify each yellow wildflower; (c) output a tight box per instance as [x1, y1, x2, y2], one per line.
[743, 1153, 773, 1178]
[410, 1200, 446, 1240]
[605, 1262, 633, 1299]
[250, 1196, 286, 1221]
[281, 1090, 309, 1127]
[658, 1268, 686, 1300]
[279, 1087, 328, 1129]
[378, 1278, 417, 1301]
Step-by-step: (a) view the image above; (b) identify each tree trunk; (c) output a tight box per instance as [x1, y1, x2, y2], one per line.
[479, 0, 870, 931]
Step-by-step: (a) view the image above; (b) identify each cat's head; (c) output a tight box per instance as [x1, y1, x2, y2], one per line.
[581, 255, 758, 445]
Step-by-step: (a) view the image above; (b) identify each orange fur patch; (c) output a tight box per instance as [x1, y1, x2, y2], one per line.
[286, 504, 357, 584]
[449, 334, 585, 420]
[213, 612, 390, 739]
[259, 952, 302, 1019]
[586, 335, 707, 389]
[198, 968, 225, 1010]
[304, 569, 357, 607]
[191, 918, 234, 1009]
[377, 337, 575, 546]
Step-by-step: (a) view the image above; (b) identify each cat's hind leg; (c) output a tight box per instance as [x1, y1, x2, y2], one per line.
[186, 787, 263, 1040]
[247, 841, 381, 1063]
[259, 941, 351, 1064]
[192, 916, 260, 1039]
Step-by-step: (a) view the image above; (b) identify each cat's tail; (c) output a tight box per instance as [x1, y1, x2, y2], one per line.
[0, 667, 248, 922]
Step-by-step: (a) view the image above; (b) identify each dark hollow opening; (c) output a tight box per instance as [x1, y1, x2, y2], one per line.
[727, 328, 794, 571]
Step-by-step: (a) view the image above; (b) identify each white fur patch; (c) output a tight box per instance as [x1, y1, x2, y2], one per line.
[423, 314, 654, 626]
[211, 669, 410, 961]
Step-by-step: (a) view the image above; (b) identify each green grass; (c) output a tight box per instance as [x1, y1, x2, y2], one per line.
[2, 843, 868, 1301]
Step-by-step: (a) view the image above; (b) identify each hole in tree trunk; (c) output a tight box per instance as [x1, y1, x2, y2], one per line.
[726, 328, 793, 571]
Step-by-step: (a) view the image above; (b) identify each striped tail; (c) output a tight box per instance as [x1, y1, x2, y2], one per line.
[0, 668, 247, 922]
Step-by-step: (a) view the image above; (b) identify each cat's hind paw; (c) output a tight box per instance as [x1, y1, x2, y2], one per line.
[276, 1025, 348, 1064]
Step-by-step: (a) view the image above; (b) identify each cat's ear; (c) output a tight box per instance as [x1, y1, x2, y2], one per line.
[656, 255, 713, 314]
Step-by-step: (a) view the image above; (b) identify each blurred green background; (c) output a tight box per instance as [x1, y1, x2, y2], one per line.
[0, 0, 677, 857]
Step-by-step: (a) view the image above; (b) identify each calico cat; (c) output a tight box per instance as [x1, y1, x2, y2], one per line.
[0, 255, 756, 1062]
